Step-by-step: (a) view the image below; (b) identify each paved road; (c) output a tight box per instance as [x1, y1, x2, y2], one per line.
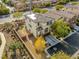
[0, 32, 6, 59]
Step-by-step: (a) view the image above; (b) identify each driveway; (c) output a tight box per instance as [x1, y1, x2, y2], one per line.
[0, 32, 6, 59]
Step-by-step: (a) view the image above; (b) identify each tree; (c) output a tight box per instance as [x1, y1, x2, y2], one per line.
[33, 8, 48, 14]
[57, 0, 70, 4]
[51, 51, 71, 59]
[0, 3, 9, 15]
[9, 42, 22, 59]
[51, 19, 71, 38]
[13, 12, 23, 18]
[76, 18, 79, 26]
[9, 42, 22, 51]
[71, 2, 79, 5]
[2, 0, 10, 4]
[34, 36, 46, 52]
[55, 5, 64, 10]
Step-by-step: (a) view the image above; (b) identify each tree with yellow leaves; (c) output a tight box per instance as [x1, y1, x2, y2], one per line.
[34, 36, 46, 53]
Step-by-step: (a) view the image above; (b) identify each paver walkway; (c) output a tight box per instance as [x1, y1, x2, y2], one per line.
[0, 32, 6, 59]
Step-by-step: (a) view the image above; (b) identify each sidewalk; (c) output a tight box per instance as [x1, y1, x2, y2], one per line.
[0, 32, 6, 59]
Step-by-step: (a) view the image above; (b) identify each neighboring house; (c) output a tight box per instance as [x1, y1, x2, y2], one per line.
[10, 0, 19, 5]
[64, 9, 79, 17]
[65, 4, 79, 10]
[14, 2, 27, 11]
[52, 10, 76, 24]
[51, 0, 57, 3]
[25, 13, 54, 37]
[11, 0, 27, 11]
[43, 11, 63, 20]
[65, 4, 79, 16]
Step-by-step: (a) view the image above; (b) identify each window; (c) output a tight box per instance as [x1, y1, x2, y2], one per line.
[29, 24, 32, 27]
[45, 28, 48, 32]
[36, 27, 43, 31]
[47, 20, 52, 25]
[38, 23, 39, 26]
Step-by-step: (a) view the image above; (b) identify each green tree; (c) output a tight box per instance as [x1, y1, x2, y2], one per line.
[2, 0, 10, 4]
[33, 8, 48, 14]
[51, 51, 71, 59]
[51, 19, 71, 38]
[57, 0, 70, 4]
[9, 42, 22, 51]
[0, 3, 9, 15]
[13, 12, 23, 18]
[9, 42, 22, 59]
[76, 18, 79, 26]
[55, 5, 64, 10]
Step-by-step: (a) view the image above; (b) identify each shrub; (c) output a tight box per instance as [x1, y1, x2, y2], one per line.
[51, 51, 71, 59]
[71, 2, 79, 5]
[0, 9, 9, 15]
[33, 8, 48, 14]
[76, 18, 79, 26]
[51, 19, 71, 38]
[57, 0, 70, 4]
[44, 2, 52, 7]
[55, 5, 64, 10]
[32, 2, 52, 8]
[2, 0, 10, 4]
[33, 8, 40, 13]
[13, 12, 23, 18]
[0, 3, 9, 15]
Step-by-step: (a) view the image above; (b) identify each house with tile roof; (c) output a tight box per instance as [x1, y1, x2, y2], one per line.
[43, 11, 63, 20]
[64, 9, 79, 17]
[51, 10, 76, 25]
[65, 4, 79, 10]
